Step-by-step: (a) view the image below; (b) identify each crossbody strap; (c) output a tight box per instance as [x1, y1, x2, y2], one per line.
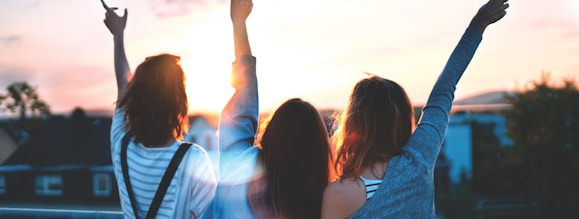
[121, 134, 192, 219]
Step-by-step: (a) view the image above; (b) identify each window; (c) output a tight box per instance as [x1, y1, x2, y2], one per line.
[35, 175, 63, 196]
[93, 173, 112, 197]
[0, 175, 5, 195]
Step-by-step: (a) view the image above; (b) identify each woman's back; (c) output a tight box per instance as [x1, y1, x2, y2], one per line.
[111, 109, 217, 218]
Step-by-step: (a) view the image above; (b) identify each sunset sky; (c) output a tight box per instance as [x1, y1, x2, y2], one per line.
[0, 0, 578, 115]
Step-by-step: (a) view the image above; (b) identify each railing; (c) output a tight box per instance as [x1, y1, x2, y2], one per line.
[0, 207, 123, 219]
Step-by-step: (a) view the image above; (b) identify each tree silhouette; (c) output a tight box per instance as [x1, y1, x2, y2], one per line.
[0, 81, 50, 131]
[503, 73, 579, 217]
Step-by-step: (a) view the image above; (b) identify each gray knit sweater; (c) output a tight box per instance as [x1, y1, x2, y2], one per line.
[349, 27, 483, 218]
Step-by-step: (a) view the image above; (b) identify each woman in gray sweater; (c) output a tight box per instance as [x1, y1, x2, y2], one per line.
[321, 0, 509, 218]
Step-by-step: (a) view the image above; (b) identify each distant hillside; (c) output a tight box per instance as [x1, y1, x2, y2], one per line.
[83, 109, 114, 117]
[454, 90, 515, 105]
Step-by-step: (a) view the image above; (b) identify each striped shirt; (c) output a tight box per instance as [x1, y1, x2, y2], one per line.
[358, 176, 383, 201]
[111, 109, 217, 219]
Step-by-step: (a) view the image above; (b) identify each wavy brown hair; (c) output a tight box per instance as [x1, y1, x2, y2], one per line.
[333, 75, 414, 179]
[118, 54, 189, 147]
[250, 98, 335, 219]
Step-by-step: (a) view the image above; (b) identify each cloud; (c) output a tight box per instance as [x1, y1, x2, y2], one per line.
[148, 0, 227, 18]
[0, 35, 23, 48]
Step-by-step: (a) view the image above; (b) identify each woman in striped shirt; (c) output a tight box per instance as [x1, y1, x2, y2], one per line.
[103, 0, 217, 218]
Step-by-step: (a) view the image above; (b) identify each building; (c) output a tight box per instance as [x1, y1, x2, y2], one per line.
[0, 109, 220, 210]
[0, 127, 19, 165]
[0, 109, 118, 205]
[442, 110, 514, 184]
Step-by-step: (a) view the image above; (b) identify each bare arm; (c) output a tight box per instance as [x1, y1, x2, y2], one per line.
[321, 179, 366, 219]
[231, 0, 252, 59]
[218, 0, 257, 154]
[102, 0, 131, 104]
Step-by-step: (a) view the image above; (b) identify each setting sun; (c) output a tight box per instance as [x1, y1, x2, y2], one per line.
[181, 56, 234, 114]
[150, 18, 236, 114]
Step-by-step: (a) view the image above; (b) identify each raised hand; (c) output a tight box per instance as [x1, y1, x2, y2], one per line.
[102, 0, 128, 36]
[231, 0, 253, 24]
[469, 0, 509, 33]
[230, 0, 253, 59]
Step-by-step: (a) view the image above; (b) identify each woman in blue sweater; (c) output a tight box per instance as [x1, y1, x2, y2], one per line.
[321, 0, 509, 218]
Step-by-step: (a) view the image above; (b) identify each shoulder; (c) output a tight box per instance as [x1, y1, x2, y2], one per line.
[324, 179, 366, 202]
[177, 143, 213, 174]
[184, 143, 212, 163]
[111, 108, 125, 140]
[322, 178, 366, 219]
[181, 144, 217, 187]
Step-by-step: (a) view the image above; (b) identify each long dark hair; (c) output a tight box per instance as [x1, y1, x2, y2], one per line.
[118, 54, 189, 146]
[250, 98, 335, 219]
[333, 75, 414, 179]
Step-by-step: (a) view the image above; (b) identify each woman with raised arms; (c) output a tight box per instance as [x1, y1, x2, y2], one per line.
[204, 0, 335, 218]
[103, 0, 217, 218]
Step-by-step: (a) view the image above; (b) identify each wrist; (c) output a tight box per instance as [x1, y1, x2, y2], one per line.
[468, 19, 486, 34]
[113, 32, 125, 40]
[231, 20, 247, 26]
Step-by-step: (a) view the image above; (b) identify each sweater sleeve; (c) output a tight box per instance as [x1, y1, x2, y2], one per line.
[406, 27, 482, 167]
[349, 27, 484, 219]
[218, 55, 258, 158]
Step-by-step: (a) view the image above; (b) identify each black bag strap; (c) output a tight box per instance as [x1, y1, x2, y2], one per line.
[121, 134, 192, 219]
[146, 140, 192, 219]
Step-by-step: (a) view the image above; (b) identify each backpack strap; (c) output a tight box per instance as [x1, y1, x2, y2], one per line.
[121, 134, 192, 219]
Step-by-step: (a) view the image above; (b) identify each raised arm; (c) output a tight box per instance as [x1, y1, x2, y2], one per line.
[231, 0, 252, 59]
[218, 0, 257, 154]
[409, 0, 509, 164]
[102, 0, 131, 104]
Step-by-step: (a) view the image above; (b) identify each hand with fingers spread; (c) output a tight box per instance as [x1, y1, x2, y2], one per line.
[470, 0, 510, 33]
[101, 0, 128, 36]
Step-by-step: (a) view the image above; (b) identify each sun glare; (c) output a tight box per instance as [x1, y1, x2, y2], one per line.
[181, 56, 234, 114]
[149, 19, 236, 114]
